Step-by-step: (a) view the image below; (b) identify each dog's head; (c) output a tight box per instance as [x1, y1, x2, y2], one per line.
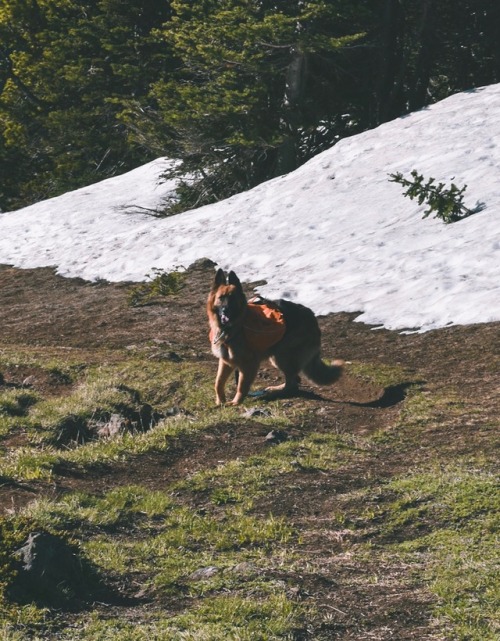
[207, 269, 247, 330]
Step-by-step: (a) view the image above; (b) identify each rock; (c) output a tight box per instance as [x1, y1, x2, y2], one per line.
[189, 258, 217, 271]
[96, 413, 129, 438]
[12, 531, 97, 606]
[93, 404, 160, 438]
[243, 407, 271, 418]
[230, 562, 259, 575]
[187, 566, 220, 581]
[265, 429, 289, 444]
[149, 350, 183, 362]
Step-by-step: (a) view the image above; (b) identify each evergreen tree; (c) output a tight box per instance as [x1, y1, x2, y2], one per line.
[372, 0, 500, 124]
[1, 0, 499, 212]
[0, 0, 172, 210]
[144, 0, 372, 211]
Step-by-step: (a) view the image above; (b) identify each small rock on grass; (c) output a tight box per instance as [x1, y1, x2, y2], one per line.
[187, 566, 220, 581]
[242, 407, 271, 418]
[265, 429, 289, 444]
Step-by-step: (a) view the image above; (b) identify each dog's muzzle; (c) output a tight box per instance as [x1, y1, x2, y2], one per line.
[213, 307, 232, 345]
[218, 308, 231, 327]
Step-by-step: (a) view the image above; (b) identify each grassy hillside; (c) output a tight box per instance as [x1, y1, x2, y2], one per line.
[0, 264, 498, 640]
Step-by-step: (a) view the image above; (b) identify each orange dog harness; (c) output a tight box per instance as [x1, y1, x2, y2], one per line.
[243, 300, 286, 350]
[210, 299, 286, 351]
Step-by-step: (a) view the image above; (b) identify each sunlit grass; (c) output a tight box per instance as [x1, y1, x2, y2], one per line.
[177, 430, 366, 510]
[51, 593, 304, 641]
[347, 360, 410, 387]
[0, 342, 498, 640]
[359, 461, 500, 641]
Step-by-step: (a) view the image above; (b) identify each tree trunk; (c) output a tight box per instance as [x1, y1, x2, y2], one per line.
[374, 0, 404, 124]
[276, 49, 308, 176]
[409, 0, 437, 111]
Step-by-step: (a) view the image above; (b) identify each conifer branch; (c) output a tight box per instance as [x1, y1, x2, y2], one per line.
[389, 170, 484, 223]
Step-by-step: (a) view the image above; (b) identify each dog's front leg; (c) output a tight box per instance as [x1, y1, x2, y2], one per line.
[215, 359, 234, 405]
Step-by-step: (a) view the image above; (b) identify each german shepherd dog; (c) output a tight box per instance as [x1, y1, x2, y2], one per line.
[207, 269, 343, 405]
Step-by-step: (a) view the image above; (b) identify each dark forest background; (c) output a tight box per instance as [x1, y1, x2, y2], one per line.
[1, 0, 499, 213]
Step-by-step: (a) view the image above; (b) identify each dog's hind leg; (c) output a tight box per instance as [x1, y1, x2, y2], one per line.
[265, 356, 300, 395]
[264, 374, 300, 396]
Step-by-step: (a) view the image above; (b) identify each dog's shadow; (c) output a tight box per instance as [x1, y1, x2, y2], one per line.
[346, 381, 421, 409]
[255, 381, 421, 410]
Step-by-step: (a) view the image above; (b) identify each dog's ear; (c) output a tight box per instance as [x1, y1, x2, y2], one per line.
[227, 271, 242, 290]
[212, 268, 226, 289]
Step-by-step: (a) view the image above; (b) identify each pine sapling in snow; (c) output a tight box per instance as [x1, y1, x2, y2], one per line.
[389, 170, 483, 223]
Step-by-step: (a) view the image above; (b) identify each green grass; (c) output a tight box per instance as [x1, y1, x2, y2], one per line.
[370, 463, 500, 640]
[176, 429, 367, 513]
[50, 593, 303, 641]
[0, 353, 218, 481]
[0, 389, 39, 417]
[347, 360, 411, 388]
[0, 344, 498, 640]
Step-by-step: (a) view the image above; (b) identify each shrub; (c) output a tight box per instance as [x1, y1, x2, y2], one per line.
[389, 170, 483, 223]
[128, 267, 186, 307]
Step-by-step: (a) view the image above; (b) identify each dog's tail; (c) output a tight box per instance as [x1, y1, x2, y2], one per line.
[303, 354, 344, 386]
